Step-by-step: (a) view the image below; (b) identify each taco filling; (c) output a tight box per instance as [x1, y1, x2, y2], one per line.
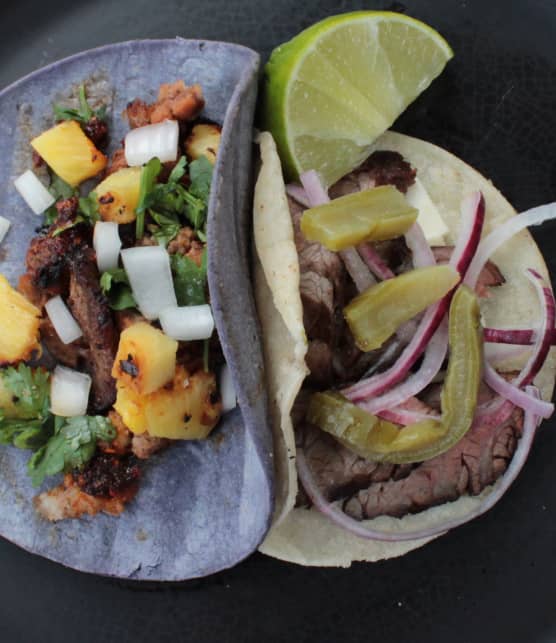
[0, 80, 236, 521]
[254, 129, 556, 564]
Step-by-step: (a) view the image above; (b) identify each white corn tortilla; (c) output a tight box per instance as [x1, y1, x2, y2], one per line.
[254, 130, 556, 567]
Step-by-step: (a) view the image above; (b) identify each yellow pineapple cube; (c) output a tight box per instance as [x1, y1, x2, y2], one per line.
[113, 384, 148, 435]
[31, 120, 107, 187]
[143, 366, 221, 440]
[111, 322, 177, 395]
[95, 167, 141, 224]
[0, 275, 41, 365]
[185, 124, 221, 165]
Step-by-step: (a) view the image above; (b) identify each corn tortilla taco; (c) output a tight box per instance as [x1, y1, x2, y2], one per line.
[254, 129, 556, 566]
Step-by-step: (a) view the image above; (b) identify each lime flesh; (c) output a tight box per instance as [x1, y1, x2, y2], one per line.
[262, 11, 453, 186]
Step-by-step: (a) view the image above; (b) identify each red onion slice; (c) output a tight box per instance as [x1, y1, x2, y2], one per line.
[357, 242, 396, 280]
[405, 221, 436, 268]
[300, 171, 376, 292]
[377, 406, 439, 425]
[343, 192, 485, 401]
[477, 268, 555, 424]
[297, 398, 539, 542]
[285, 183, 311, 208]
[358, 319, 448, 413]
[483, 362, 554, 418]
[299, 170, 329, 206]
[483, 327, 556, 346]
[464, 202, 556, 289]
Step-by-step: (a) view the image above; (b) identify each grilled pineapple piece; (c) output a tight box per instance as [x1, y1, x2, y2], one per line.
[95, 167, 141, 224]
[113, 384, 148, 435]
[115, 365, 221, 440]
[112, 322, 177, 395]
[185, 124, 221, 165]
[31, 120, 107, 186]
[0, 275, 41, 365]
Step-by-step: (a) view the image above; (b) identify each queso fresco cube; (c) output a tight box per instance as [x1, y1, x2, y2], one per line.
[31, 120, 107, 187]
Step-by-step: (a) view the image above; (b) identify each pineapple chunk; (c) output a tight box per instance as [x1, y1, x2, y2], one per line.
[113, 384, 148, 435]
[112, 322, 177, 395]
[0, 275, 41, 365]
[31, 120, 107, 187]
[185, 124, 221, 165]
[144, 366, 221, 439]
[95, 167, 141, 224]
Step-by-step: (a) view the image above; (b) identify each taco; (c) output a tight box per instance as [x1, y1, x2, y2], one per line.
[254, 129, 556, 566]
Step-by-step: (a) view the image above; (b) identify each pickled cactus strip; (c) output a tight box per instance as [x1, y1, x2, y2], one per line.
[300, 185, 417, 251]
[344, 265, 459, 352]
[308, 286, 483, 464]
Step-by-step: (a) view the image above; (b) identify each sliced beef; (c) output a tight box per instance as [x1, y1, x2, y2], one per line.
[67, 247, 118, 412]
[23, 197, 88, 295]
[343, 406, 523, 520]
[40, 317, 89, 369]
[300, 425, 414, 503]
[432, 245, 505, 297]
[329, 150, 416, 199]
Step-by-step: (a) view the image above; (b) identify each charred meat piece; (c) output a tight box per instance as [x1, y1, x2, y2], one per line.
[73, 453, 140, 498]
[131, 434, 171, 460]
[432, 245, 505, 297]
[167, 226, 205, 266]
[343, 406, 523, 520]
[150, 81, 205, 123]
[124, 98, 152, 129]
[35, 473, 137, 521]
[40, 317, 90, 369]
[105, 147, 128, 177]
[124, 81, 205, 128]
[67, 247, 118, 412]
[83, 115, 109, 149]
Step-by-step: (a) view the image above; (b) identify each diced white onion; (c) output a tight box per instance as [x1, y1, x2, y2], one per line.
[121, 245, 177, 320]
[93, 221, 122, 273]
[44, 296, 83, 344]
[405, 178, 450, 246]
[220, 363, 237, 412]
[50, 366, 91, 417]
[124, 120, 179, 166]
[13, 170, 55, 215]
[159, 304, 214, 341]
[0, 216, 11, 244]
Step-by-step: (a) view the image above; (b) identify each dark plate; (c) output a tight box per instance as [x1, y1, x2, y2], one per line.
[0, 38, 273, 581]
[1, 0, 556, 642]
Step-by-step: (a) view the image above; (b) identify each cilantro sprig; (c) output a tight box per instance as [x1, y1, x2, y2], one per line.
[53, 84, 107, 125]
[0, 364, 116, 486]
[28, 415, 115, 487]
[100, 268, 136, 311]
[135, 154, 213, 243]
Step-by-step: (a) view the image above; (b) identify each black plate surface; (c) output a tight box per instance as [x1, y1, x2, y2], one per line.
[1, 0, 556, 641]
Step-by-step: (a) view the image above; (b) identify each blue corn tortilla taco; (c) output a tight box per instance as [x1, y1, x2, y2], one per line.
[0, 39, 272, 580]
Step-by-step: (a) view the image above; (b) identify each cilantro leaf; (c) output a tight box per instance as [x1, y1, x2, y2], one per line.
[171, 249, 207, 306]
[189, 156, 213, 202]
[28, 415, 116, 487]
[53, 84, 103, 125]
[0, 366, 52, 450]
[44, 175, 79, 225]
[0, 365, 50, 421]
[78, 191, 100, 223]
[168, 156, 187, 184]
[150, 211, 181, 247]
[136, 158, 163, 238]
[100, 268, 136, 311]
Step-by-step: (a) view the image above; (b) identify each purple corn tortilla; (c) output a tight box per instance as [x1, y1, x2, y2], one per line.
[0, 38, 273, 580]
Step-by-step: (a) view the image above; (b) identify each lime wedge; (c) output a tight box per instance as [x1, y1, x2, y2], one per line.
[261, 11, 453, 186]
